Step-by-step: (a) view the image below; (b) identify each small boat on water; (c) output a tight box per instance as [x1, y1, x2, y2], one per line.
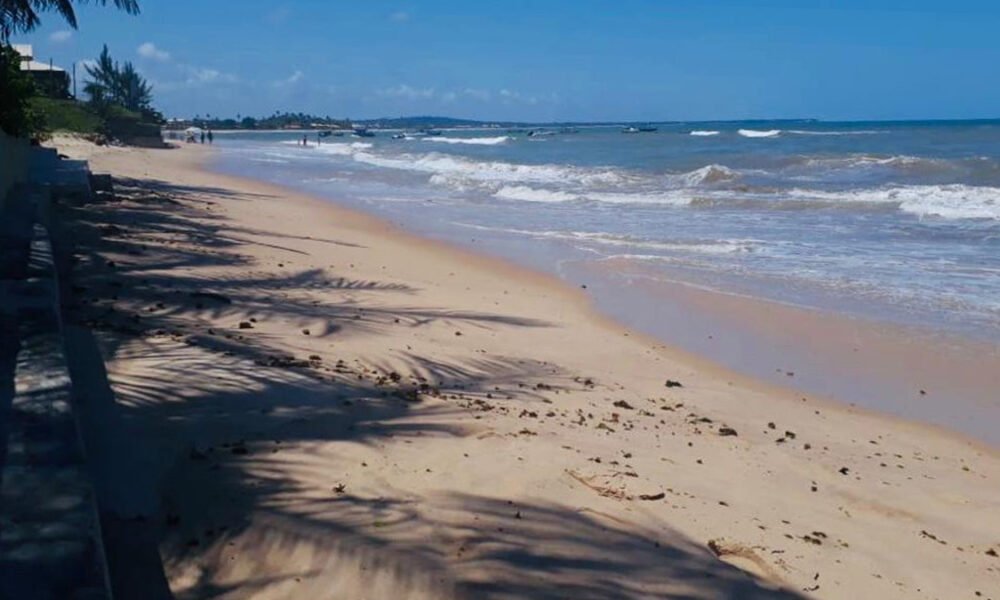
[638, 126, 658, 132]
[353, 127, 375, 138]
[317, 130, 334, 138]
[527, 129, 555, 137]
[391, 133, 406, 140]
[623, 125, 657, 133]
[622, 126, 640, 134]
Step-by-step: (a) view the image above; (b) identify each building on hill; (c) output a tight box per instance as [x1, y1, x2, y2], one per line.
[12, 44, 70, 98]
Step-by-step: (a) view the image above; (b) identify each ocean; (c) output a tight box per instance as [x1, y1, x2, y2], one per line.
[212, 121, 999, 336]
[208, 120, 1000, 440]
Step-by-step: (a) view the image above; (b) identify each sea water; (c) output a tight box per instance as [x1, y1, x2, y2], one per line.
[212, 121, 1000, 343]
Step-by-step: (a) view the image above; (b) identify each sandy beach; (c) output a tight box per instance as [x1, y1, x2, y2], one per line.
[50, 136, 1000, 599]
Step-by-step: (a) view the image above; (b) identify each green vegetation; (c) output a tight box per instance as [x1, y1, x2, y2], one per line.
[84, 44, 154, 113]
[1, 0, 142, 138]
[0, 42, 40, 135]
[188, 112, 352, 131]
[28, 97, 102, 134]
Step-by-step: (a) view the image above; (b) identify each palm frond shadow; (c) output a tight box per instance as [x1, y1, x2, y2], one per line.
[55, 174, 804, 599]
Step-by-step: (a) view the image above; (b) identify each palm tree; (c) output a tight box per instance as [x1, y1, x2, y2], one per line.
[1, 0, 139, 41]
[84, 44, 152, 112]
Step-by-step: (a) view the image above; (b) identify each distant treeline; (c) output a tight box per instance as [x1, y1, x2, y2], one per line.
[173, 114, 527, 131]
[176, 112, 353, 131]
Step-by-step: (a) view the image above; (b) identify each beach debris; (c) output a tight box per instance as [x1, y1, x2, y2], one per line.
[920, 530, 947, 545]
[838, 467, 850, 475]
[302, 328, 311, 335]
[238, 321, 253, 329]
[613, 400, 634, 410]
[665, 379, 683, 388]
[639, 492, 666, 501]
[333, 483, 346, 494]
[718, 427, 738, 437]
[986, 548, 997, 557]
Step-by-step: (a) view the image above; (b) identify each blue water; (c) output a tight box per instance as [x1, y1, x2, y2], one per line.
[210, 121, 1000, 341]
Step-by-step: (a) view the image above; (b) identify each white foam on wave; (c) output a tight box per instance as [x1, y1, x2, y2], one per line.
[494, 185, 579, 203]
[454, 222, 761, 254]
[423, 136, 511, 146]
[670, 164, 738, 186]
[738, 129, 781, 138]
[782, 184, 1000, 220]
[491, 187, 696, 206]
[313, 142, 373, 156]
[787, 129, 886, 136]
[689, 130, 720, 136]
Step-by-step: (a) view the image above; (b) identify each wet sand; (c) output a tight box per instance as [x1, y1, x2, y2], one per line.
[569, 257, 1000, 446]
[50, 136, 1000, 599]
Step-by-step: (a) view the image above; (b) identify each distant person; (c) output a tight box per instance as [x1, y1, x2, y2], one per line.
[303, 134, 308, 147]
[207, 129, 214, 144]
[200, 130, 206, 144]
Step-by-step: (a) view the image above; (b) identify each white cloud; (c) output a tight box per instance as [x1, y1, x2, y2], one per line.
[389, 11, 410, 22]
[273, 70, 304, 86]
[137, 42, 171, 62]
[462, 88, 491, 101]
[380, 84, 435, 99]
[49, 30, 72, 43]
[499, 88, 538, 105]
[152, 64, 238, 91]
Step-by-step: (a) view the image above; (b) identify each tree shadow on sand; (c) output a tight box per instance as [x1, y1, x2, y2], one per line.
[54, 173, 805, 599]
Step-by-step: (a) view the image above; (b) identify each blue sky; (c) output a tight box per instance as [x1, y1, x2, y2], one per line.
[14, 0, 1000, 121]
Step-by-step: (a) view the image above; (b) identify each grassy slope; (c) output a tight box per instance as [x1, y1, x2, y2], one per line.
[29, 98, 104, 134]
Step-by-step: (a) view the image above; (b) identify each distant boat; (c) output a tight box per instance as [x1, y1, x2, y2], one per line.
[638, 126, 658, 132]
[317, 130, 334, 138]
[622, 126, 640, 134]
[391, 133, 406, 139]
[623, 126, 657, 133]
[353, 127, 375, 138]
[419, 128, 443, 136]
[528, 129, 555, 137]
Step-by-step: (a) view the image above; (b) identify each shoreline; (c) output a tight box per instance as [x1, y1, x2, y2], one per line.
[207, 141, 1000, 450]
[50, 137, 1000, 598]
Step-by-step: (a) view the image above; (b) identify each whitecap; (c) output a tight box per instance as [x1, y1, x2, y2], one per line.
[689, 130, 720, 136]
[738, 129, 781, 138]
[423, 136, 511, 146]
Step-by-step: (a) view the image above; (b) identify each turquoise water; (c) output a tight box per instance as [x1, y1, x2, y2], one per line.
[211, 121, 1000, 341]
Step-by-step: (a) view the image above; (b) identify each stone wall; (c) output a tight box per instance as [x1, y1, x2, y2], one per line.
[0, 130, 30, 208]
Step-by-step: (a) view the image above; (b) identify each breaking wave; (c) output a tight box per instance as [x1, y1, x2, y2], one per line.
[423, 135, 512, 146]
[738, 129, 781, 138]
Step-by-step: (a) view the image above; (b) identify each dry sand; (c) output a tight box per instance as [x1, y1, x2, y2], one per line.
[50, 136, 1000, 599]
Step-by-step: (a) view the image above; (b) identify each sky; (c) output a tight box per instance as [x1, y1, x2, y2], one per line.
[12, 0, 1000, 122]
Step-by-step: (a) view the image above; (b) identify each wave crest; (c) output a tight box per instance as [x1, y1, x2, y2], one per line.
[424, 136, 511, 146]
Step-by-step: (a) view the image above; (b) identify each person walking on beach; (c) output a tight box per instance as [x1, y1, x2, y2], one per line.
[302, 134, 308, 147]
[200, 129, 206, 144]
[207, 129, 214, 144]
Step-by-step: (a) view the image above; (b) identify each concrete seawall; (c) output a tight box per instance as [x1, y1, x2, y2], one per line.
[0, 130, 31, 209]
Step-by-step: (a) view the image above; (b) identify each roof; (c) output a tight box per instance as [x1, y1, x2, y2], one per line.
[22, 60, 65, 73]
[12, 44, 32, 60]
[11, 44, 65, 72]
